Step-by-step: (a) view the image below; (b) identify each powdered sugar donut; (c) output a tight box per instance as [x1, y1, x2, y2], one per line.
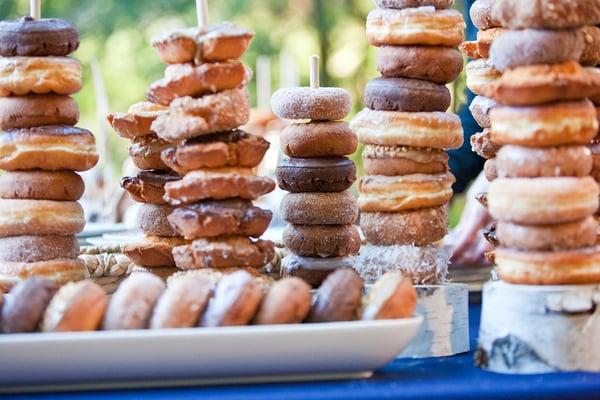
[270, 87, 351, 121]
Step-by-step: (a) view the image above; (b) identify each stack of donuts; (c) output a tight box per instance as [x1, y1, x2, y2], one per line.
[272, 76, 360, 288]
[350, 0, 465, 280]
[0, 17, 98, 291]
[472, 0, 600, 284]
[110, 22, 277, 273]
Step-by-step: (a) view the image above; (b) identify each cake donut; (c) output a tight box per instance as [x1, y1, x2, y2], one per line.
[280, 254, 354, 288]
[122, 236, 189, 268]
[496, 145, 593, 178]
[0, 277, 57, 333]
[491, 0, 600, 30]
[470, 128, 500, 159]
[280, 191, 358, 225]
[306, 268, 364, 322]
[0, 235, 79, 263]
[364, 77, 450, 112]
[0, 56, 81, 96]
[253, 277, 312, 325]
[135, 203, 178, 237]
[276, 157, 356, 193]
[580, 26, 600, 66]
[362, 271, 417, 320]
[0, 170, 84, 201]
[128, 135, 171, 171]
[465, 59, 502, 96]
[373, 0, 454, 9]
[0, 199, 85, 236]
[469, 0, 501, 30]
[107, 101, 167, 139]
[270, 87, 351, 121]
[120, 170, 179, 204]
[0, 258, 86, 292]
[0, 17, 79, 57]
[0, 94, 78, 129]
[469, 95, 496, 129]
[362, 145, 449, 176]
[280, 122, 357, 158]
[283, 224, 361, 258]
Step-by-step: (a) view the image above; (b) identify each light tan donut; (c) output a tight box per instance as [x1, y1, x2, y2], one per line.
[107, 101, 168, 139]
[0, 258, 86, 293]
[271, 87, 352, 121]
[0, 56, 81, 96]
[465, 59, 502, 96]
[496, 145, 592, 178]
[362, 271, 417, 320]
[0, 94, 78, 129]
[0, 199, 85, 236]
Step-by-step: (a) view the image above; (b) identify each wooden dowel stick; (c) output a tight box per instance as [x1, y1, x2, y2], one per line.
[196, 0, 209, 28]
[30, 0, 41, 19]
[309, 55, 320, 89]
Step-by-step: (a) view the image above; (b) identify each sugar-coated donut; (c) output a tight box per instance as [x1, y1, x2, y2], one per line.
[366, 8, 465, 47]
[488, 177, 599, 225]
[102, 272, 165, 330]
[0, 56, 81, 96]
[362, 144, 448, 176]
[364, 77, 450, 112]
[0, 258, 86, 293]
[307, 268, 364, 322]
[128, 134, 171, 171]
[361, 206, 448, 246]
[465, 59, 502, 96]
[469, 95, 496, 129]
[0, 277, 57, 333]
[483, 158, 497, 181]
[0, 199, 84, 236]
[496, 145, 592, 178]
[253, 277, 312, 324]
[121, 170, 179, 205]
[271, 87, 351, 121]
[350, 108, 463, 150]
[0, 235, 79, 263]
[0, 125, 98, 171]
[107, 101, 168, 139]
[280, 191, 358, 225]
[122, 236, 189, 268]
[470, 128, 500, 159]
[276, 157, 356, 193]
[280, 254, 354, 288]
[374, 0, 454, 9]
[362, 271, 416, 320]
[581, 26, 600, 66]
[358, 172, 455, 212]
[0, 94, 78, 129]
[41, 280, 107, 332]
[0, 17, 79, 57]
[283, 224, 361, 258]
[280, 121, 357, 158]
[470, 0, 501, 30]
[135, 203, 178, 237]
[0, 170, 84, 201]
[492, 0, 600, 30]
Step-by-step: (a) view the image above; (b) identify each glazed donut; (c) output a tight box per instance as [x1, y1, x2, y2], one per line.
[362, 144, 448, 176]
[0, 170, 84, 201]
[107, 101, 168, 139]
[283, 224, 361, 258]
[120, 170, 179, 205]
[360, 207, 448, 246]
[470, 128, 500, 159]
[492, 0, 600, 30]
[161, 130, 269, 174]
[253, 277, 312, 325]
[495, 246, 600, 285]
[136, 203, 178, 237]
[490, 100, 598, 147]
[483, 158, 497, 181]
[0, 258, 86, 292]
[164, 167, 276, 205]
[465, 59, 502, 96]
[496, 145, 592, 178]
[280, 191, 358, 225]
[469, 0, 501, 30]
[276, 157, 356, 193]
[0, 277, 57, 333]
[0, 56, 81, 96]
[376, 45, 463, 84]
[373, 0, 454, 9]
[474, 28, 508, 59]
[151, 22, 254, 64]
[147, 61, 249, 106]
[481, 61, 600, 106]
[364, 77, 450, 112]
[152, 88, 250, 142]
[281, 122, 357, 158]
[41, 280, 107, 332]
[362, 271, 417, 320]
[488, 177, 599, 224]
[0, 17, 79, 57]
[0, 199, 84, 236]
[358, 172, 455, 212]
[0, 94, 78, 129]
[128, 134, 171, 170]
[122, 236, 189, 268]
[350, 108, 463, 150]
[0, 125, 98, 172]
[0, 235, 79, 263]
[307, 268, 364, 322]
[469, 95, 496, 129]
[581, 26, 600, 66]
[366, 8, 465, 47]
[102, 272, 165, 330]
[270, 87, 351, 121]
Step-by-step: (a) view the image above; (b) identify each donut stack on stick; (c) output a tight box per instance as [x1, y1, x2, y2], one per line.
[0, 11, 98, 291]
[272, 56, 360, 288]
[350, 0, 465, 282]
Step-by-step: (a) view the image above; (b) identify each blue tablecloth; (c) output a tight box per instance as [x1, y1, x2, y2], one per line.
[8, 303, 600, 400]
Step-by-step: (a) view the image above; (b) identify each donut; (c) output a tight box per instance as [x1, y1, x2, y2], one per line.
[362, 144, 448, 176]
[496, 217, 597, 251]
[152, 88, 250, 142]
[135, 203, 178, 237]
[488, 177, 599, 224]
[360, 207, 448, 246]
[490, 29, 584, 72]
[41, 280, 107, 332]
[161, 130, 269, 174]
[128, 134, 171, 171]
[306, 268, 364, 323]
[469, 95, 496, 129]
[280, 254, 354, 288]
[122, 236, 189, 268]
[172, 236, 275, 270]
[0, 235, 79, 263]
[465, 59, 502, 96]
[151, 22, 254, 64]
[590, 141, 600, 181]
[376, 45, 463, 84]
[0, 125, 98, 171]
[102, 272, 166, 330]
[483, 158, 497, 181]
[270, 87, 351, 121]
[481, 61, 600, 105]
[283, 224, 361, 258]
[0, 258, 86, 292]
[280, 122, 357, 158]
[459, 40, 481, 60]
[276, 157, 356, 193]
[199, 270, 263, 327]
[149, 274, 213, 328]
[168, 199, 272, 240]
[492, 0, 600, 30]
[364, 77, 450, 112]
[358, 172, 455, 212]
[373, 0, 453, 9]
[350, 108, 463, 150]
[0, 56, 81, 96]
[0, 17, 79, 57]
[362, 271, 417, 320]
[120, 170, 179, 205]
[490, 100, 598, 147]
[474, 28, 508, 59]
[0, 277, 57, 333]
[0, 94, 78, 129]
[107, 101, 168, 139]
[495, 246, 600, 285]
[0, 199, 84, 236]
[163, 167, 276, 205]
[581, 26, 600, 66]
[470, 0, 501, 30]
[496, 145, 592, 178]
[366, 8, 465, 47]
[0, 170, 84, 201]
[147, 61, 249, 106]
[253, 277, 312, 325]
[470, 128, 500, 159]
[280, 191, 358, 225]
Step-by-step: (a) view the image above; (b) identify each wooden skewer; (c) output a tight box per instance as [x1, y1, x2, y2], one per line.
[196, 0, 209, 28]
[30, 0, 41, 19]
[309, 55, 320, 89]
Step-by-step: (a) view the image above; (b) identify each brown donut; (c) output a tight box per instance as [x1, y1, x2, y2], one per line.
[374, 0, 453, 9]
[0, 199, 84, 236]
[136, 203, 178, 237]
[492, 0, 600, 29]
[0, 170, 84, 201]
[107, 101, 168, 139]
[122, 236, 189, 268]
[496, 145, 592, 178]
[281, 122, 357, 158]
[483, 158, 497, 181]
[0, 258, 86, 292]
[0, 235, 79, 263]
[581, 26, 600, 66]
[280, 191, 358, 225]
[306, 268, 364, 323]
[470, 0, 501, 30]
[284, 224, 361, 258]
[0, 94, 78, 129]
[120, 170, 179, 205]
[362, 272, 417, 320]
[271, 87, 351, 121]
[128, 134, 171, 171]
[280, 254, 354, 288]
[0, 17, 79, 57]
[590, 141, 600, 182]
[470, 128, 500, 159]
[276, 157, 356, 193]
[469, 95, 496, 129]
[364, 77, 450, 112]
[362, 144, 448, 176]
[360, 207, 448, 246]
[253, 277, 312, 325]
[1, 277, 57, 333]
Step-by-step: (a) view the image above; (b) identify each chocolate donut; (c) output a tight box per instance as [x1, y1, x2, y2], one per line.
[364, 77, 450, 112]
[0, 17, 79, 57]
[374, 0, 453, 9]
[470, 0, 501, 30]
[280, 254, 354, 288]
[276, 157, 356, 193]
[0, 235, 79, 263]
[1, 277, 57, 333]
[120, 170, 179, 204]
[136, 203, 178, 237]
[307, 268, 364, 322]
[280, 191, 358, 225]
[253, 277, 312, 325]
[0, 170, 84, 201]
[492, 0, 600, 29]
[376, 46, 463, 84]
[496, 145, 592, 178]
[283, 224, 361, 258]
[362, 144, 448, 176]
[128, 134, 171, 171]
[281, 122, 357, 158]
[0, 94, 78, 130]
[271, 87, 351, 121]
[469, 95, 496, 129]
